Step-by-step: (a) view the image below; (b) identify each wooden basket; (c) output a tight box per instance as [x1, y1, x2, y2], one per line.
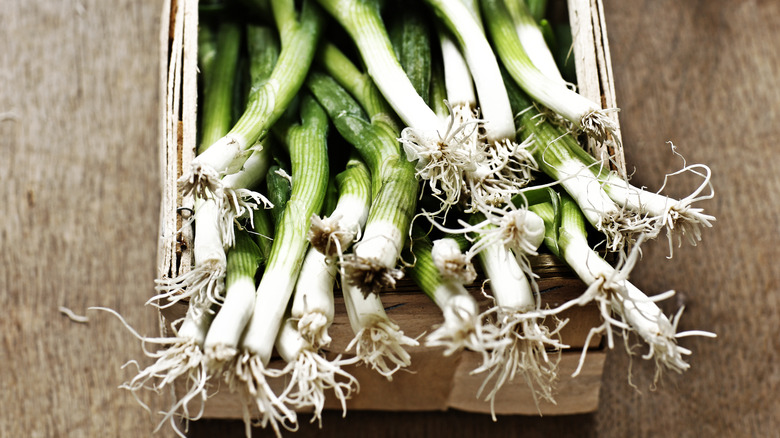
[156, 0, 623, 417]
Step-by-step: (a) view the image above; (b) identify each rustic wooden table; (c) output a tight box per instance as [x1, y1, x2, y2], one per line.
[2, 1, 778, 437]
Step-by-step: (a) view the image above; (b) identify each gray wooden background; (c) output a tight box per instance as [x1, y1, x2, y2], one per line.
[1, 1, 777, 437]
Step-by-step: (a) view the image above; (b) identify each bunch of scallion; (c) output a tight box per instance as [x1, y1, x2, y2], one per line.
[109, 0, 717, 436]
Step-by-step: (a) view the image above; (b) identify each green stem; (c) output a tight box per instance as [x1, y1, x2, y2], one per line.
[199, 21, 242, 153]
[241, 94, 330, 364]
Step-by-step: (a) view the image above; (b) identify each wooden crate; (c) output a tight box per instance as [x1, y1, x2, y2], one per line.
[157, 0, 622, 418]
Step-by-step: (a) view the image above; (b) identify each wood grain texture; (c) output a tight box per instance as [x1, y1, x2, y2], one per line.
[596, 1, 780, 437]
[1, 1, 778, 438]
[0, 1, 170, 436]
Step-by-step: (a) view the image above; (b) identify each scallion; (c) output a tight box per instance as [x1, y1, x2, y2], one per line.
[483, 0, 619, 143]
[307, 52, 418, 295]
[232, 94, 330, 434]
[179, 0, 324, 200]
[543, 193, 715, 378]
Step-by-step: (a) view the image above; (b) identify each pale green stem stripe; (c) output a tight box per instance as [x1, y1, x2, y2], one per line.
[199, 21, 241, 154]
[482, 0, 600, 130]
[424, 0, 516, 142]
[227, 0, 324, 146]
[240, 95, 330, 364]
[504, 0, 564, 84]
[316, 0, 442, 131]
[318, 42, 397, 124]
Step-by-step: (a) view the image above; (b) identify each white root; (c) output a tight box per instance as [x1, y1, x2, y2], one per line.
[402, 103, 537, 220]
[178, 160, 224, 201]
[341, 255, 404, 297]
[89, 307, 212, 437]
[227, 351, 298, 438]
[150, 262, 226, 314]
[58, 306, 89, 323]
[346, 319, 419, 380]
[579, 107, 621, 147]
[601, 147, 715, 258]
[465, 137, 538, 214]
[400, 102, 482, 212]
[472, 306, 567, 419]
[554, 233, 716, 380]
[274, 315, 359, 424]
[216, 186, 272, 248]
[308, 213, 360, 259]
[204, 344, 238, 371]
[297, 311, 333, 351]
[342, 277, 418, 380]
[284, 350, 360, 425]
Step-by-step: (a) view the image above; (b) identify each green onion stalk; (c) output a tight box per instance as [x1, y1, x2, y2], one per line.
[307, 156, 372, 263]
[436, 32, 537, 220]
[179, 0, 323, 202]
[317, 0, 495, 201]
[412, 0, 538, 217]
[230, 94, 330, 436]
[540, 193, 716, 380]
[266, 159, 293, 228]
[482, 0, 619, 144]
[250, 206, 275, 262]
[308, 51, 419, 377]
[399, 7, 480, 212]
[387, 1, 432, 106]
[308, 45, 418, 296]
[315, 0, 442, 131]
[429, 55, 450, 118]
[198, 228, 267, 438]
[213, 24, 281, 248]
[426, 28, 492, 214]
[466, 214, 566, 418]
[389, 1, 491, 214]
[394, 6, 510, 217]
[424, 0, 514, 143]
[202, 229, 264, 369]
[406, 231, 506, 361]
[506, 74, 653, 253]
[296, 157, 372, 343]
[524, 0, 548, 23]
[504, 0, 566, 86]
[423, 0, 517, 143]
[272, 157, 371, 422]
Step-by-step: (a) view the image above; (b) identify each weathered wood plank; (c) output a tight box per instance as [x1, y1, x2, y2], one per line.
[595, 1, 780, 437]
[0, 0, 171, 436]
